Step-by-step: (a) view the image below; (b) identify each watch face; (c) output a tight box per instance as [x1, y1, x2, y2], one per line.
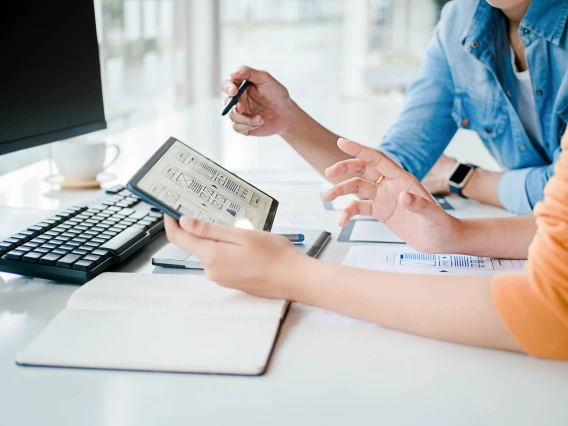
[450, 163, 472, 184]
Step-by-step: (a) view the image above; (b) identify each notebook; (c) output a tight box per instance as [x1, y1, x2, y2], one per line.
[16, 273, 288, 375]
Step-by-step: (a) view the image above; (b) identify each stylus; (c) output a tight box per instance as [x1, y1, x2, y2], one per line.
[222, 80, 252, 116]
[279, 234, 305, 243]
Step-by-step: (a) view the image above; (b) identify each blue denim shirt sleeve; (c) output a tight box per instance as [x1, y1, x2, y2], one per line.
[378, 4, 458, 181]
[498, 146, 562, 214]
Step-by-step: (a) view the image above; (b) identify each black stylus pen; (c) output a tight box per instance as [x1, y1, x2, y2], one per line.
[222, 80, 252, 116]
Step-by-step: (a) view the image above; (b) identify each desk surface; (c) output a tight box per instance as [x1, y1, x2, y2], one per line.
[1, 114, 567, 426]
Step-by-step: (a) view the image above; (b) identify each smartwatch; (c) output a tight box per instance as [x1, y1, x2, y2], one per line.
[448, 163, 476, 198]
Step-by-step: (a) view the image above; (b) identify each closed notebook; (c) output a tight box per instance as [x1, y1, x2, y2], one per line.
[16, 272, 288, 375]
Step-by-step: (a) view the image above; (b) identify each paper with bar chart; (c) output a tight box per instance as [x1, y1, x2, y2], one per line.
[343, 246, 526, 276]
[137, 140, 274, 229]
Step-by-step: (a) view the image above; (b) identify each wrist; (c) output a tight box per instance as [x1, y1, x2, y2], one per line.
[280, 100, 306, 138]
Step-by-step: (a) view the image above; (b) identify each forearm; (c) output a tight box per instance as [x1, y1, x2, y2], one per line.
[451, 215, 535, 259]
[282, 102, 352, 183]
[461, 168, 503, 207]
[292, 257, 522, 353]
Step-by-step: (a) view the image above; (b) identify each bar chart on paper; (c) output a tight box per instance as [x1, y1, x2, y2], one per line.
[343, 246, 527, 275]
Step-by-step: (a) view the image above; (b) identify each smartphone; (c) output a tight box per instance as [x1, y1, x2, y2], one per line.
[127, 137, 279, 231]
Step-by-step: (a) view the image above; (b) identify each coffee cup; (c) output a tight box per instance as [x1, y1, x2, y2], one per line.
[50, 140, 120, 182]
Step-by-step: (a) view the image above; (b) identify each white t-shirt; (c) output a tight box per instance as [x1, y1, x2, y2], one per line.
[511, 48, 541, 145]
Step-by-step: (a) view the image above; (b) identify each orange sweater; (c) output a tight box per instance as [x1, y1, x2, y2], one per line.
[492, 136, 568, 360]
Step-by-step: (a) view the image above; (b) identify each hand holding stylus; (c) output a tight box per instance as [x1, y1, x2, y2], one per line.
[220, 66, 295, 137]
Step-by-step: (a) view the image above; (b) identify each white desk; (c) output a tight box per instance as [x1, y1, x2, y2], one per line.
[1, 109, 567, 426]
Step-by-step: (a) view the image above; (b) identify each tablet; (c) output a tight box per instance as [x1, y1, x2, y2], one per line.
[127, 137, 279, 231]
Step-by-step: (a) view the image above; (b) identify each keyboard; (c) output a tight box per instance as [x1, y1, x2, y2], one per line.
[0, 185, 163, 284]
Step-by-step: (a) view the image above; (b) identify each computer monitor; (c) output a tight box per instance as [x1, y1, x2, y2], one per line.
[0, 2, 107, 156]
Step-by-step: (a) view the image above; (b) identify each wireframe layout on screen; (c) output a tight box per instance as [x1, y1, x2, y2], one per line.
[136, 140, 276, 230]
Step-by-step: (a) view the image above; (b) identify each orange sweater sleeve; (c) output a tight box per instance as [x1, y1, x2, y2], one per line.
[491, 141, 568, 360]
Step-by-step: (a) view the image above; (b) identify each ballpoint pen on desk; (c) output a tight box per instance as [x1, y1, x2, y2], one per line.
[222, 80, 252, 116]
[279, 234, 305, 244]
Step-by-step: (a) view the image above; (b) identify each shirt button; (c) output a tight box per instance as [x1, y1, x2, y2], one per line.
[471, 41, 479, 49]
[523, 28, 530, 34]
[536, 90, 543, 96]
[485, 127, 492, 134]
[506, 90, 512, 97]
[461, 119, 470, 127]
[520, 145, 527, 151]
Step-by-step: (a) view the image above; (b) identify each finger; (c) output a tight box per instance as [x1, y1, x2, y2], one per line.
[164, 215, 213, 254]
[322, 177, 378, 201]
[179, 216, 247, 245]
[232, 123, 256, 135]
[229, 109, 263, 126]
[325, 158, 382, 181]
[220, 79, 238, 96]
[399, 191, 441, 215]
[230, 65, 269, 84]
[338, 200, 373, 227]
[336, 138, 403, 179]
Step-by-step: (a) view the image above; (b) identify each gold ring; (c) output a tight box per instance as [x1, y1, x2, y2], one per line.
[374, 174, 385, 186]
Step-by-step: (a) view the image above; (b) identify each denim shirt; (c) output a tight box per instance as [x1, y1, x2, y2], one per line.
[379, 0, 568, 214]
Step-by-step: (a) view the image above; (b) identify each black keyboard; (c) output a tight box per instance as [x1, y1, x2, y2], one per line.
[0, 185, 163, 284]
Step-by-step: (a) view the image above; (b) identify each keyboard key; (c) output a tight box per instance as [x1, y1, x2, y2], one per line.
[107, 206, 121, 212]
[106, 217, 121, 223]
[101, 200, 115, 206]
[85, 241, 101, 248]
[79, 245, 96, 253]
[36, 221, 53, 229]
[97, 234, 112, 241]
[83, 254, 103, 264]
[132, 223, 148, 230]
[66, 218, 81, 225]
[90, 226, 105, 233]
[67, 229, 82, 235]
[99, 212, 113, 218]
[130, 211, 148, 220]
[66, 241, 82, 247]
[18, 230, 37, 239]
[59, 244, 75, 251]
[44, 231, 59, 237]
[99, 227, 146, 255]
[5, 250, 25, 260]
[42, 243, 58, 250]
[28, 225, 46, 233]
[35, 247, 52, 254]
[56, 254, 82, 268]
[43, 219, 59, 226]
[114, 224, 129, 230]
[4, 237, 20, 245]
[102, 231, 118, 237]
[0, 242, 16, 251]
[75, 225, 89, 231]
[72, 237, 89, 243]
[71, 249, 89, 256]
[17, 246, 33, 253]
[52, 249, 69, 255]
[91, 249, 111, 259]
[22, 241, 40, 248]
[105, 184, 126, 194]
[11, 233, 31, 243]
[148, 212, 163, 219]
[58, 224, 73, 230]
[23, 252, 43, 263]
[108, 227, 123, 234]
[52, 237, 70, 244]
[73, 260, 97, 271]
[39, 253, 64, 265]
[115, 202, 131, 208]
[91, 238, 106, 244]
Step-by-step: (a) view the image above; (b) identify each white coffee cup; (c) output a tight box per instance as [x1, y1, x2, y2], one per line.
[51, 140, 120, 182]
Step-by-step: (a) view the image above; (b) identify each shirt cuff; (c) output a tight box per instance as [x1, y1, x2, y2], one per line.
[497, 168, 533, 214]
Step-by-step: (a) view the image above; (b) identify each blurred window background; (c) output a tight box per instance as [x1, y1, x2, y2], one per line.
[1, 0, 451, 175]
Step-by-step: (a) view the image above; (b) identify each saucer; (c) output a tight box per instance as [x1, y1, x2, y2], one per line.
[44, 172, 116, 190]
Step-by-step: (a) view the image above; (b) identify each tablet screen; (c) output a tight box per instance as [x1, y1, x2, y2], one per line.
[136, 140, 276, 230]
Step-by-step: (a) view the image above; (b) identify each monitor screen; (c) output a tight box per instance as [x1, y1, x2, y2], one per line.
[0, 2, 106, 155]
